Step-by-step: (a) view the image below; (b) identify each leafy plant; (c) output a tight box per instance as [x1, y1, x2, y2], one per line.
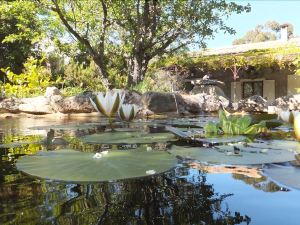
[204, 110, 267, 135]
[1, 57, 52, 97]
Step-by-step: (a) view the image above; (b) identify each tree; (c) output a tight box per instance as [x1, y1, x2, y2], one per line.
[39, 0, 250, 88]
[0, 0, 43, 77]
[233, 20, 294, 45]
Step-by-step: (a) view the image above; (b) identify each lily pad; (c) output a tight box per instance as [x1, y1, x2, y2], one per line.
[169, 145, 295, 165]
[199, 135, 246, 144]
[247, 140, 300, 152]
[81, 132, 176, 144]
[0, 142, 32, 149]
[16, 149, 177, 182]
[263, 164, 300, 189]
[29, 123, 107, 131]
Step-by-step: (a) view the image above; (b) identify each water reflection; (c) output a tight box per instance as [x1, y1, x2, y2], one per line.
[1, 116, 300, 225]
[0, 162, 251, 225]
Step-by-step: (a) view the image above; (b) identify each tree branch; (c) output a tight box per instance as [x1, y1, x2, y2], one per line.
[50, 0, 97, 57]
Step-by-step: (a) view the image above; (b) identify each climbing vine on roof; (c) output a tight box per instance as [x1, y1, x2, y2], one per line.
[150, 45, 300, 73]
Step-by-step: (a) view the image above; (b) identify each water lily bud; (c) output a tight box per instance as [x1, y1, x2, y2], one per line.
[119, 104, 139, 121]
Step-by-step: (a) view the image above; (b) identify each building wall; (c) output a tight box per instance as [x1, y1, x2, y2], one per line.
[288, 75, 300, 95]
[189, 67, 290, 101]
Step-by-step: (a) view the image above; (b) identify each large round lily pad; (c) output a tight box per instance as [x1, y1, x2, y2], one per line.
[169, 145, 295, 165]
[30, 123, 107, 131]
[0, 142, 31, 149]
[16, 149, 177, 182]
[199, 135, 246, 144]
[263, 164, 300, 189]
[81, 132, 176, 144]
[247, 140, 300, 152]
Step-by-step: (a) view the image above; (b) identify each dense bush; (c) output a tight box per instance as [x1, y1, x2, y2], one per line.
[1, 57, 52, 98]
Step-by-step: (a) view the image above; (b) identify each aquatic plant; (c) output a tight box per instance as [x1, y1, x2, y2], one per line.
[204, 110, 267, 135]
[119, 104, 139, 121]
[294, 114, 300, 141]
[89, 90, 125, 118]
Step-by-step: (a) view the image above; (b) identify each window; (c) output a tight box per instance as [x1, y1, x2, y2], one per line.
[242, 81, 263, 98]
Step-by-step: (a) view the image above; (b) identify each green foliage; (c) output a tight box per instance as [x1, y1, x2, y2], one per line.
[132, 74, 172, 93]
[1, 57, 52, 97]
[151, 46, 300, 75]
[293, 54, 300, 76]
[38, 0, 250, 87]
[232, 20, 294, 45]
[62, 60, 106, 92]
[204, 110, 268, 135]
[0, 0, 43, 74]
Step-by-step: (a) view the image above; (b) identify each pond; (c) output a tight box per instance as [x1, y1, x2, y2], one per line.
[0, 114, 300, 225]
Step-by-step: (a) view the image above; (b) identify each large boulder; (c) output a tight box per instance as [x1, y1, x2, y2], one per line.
[235, 95, 268, 112]
[50, 94, 94, 113]
[19, 96, 53, 114]
[141, 91, 230, 114]
[182, 93, 230, 112]
[141, 92, 185, 113]
[119, 89, 142, 105]
[272, 94, 300, 110]
[0, 98, 22, 113]
[44, 87, 61, 99]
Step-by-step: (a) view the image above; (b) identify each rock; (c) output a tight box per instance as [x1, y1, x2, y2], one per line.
[141, 92, 185, 113]
[236, 95, 268, 112]
[191, 79, 225, 86]
[50, 95, 94, 113]
[191, 85, 227, 97]
[183, 93, 230, 112]
[51, 137, 69, 145]
[44, 87, 61, 98]
[19, 96, 53, 114]
[0, 98, 21, 113]
[141, 91, 230, 114]
[272, 94, 300, 110]
[118, 89, 142, 105]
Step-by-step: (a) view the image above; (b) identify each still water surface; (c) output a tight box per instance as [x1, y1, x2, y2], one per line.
[0, 115, 299, 225]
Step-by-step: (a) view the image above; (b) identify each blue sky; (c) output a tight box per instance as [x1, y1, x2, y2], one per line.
[205, 0, 300, 48]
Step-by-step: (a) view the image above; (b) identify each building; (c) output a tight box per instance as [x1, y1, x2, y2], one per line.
[189, 27, 300, 102]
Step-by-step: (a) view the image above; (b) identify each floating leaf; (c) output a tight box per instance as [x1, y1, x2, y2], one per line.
[81, 132, 176, 144]
[30, 123, 107, 131]
[199, 135, 246, 144]
[263, 164, 300, 189]
[169, 145, 295, 165]
[16, 149, 177, 182]
[246, 140, 300, 152]
[0, 142, 31, 149]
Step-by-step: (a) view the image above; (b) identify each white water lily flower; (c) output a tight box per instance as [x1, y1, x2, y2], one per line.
[279, 110, 292, 123]
[119, 104, 139, 121]
[292, 111, 300, 117]
[101, 150, 108, 155]
[294, 114, 300, 141]
[146, 170, 156, 175]
[93, 153, 103, 159]
[90, 90, 125, 117]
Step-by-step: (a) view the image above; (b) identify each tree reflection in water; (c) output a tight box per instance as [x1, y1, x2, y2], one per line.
[0, 160, 251, 225]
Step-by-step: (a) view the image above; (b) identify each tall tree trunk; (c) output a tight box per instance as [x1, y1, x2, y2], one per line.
[93, 56, 112, 89]
[128, 56, 148, 87]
